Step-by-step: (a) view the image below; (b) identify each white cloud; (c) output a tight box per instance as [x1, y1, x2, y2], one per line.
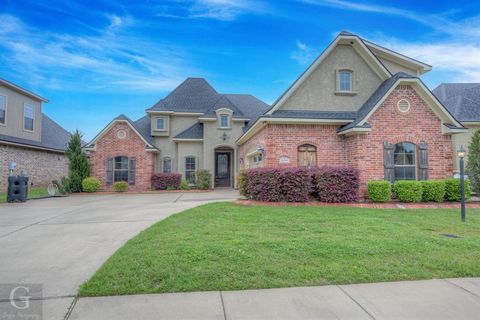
[291, 40, 315, 65]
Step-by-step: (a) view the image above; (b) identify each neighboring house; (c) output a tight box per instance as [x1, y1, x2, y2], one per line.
[433, 83, 480, 173]
[0, 78, 71, 191]
[237, 31, 466, 196]
[84, 78, 269, 191]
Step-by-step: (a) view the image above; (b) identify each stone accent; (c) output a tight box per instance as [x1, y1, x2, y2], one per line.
[88, 122, 156, 192]
[239, 85, 454, 198]
[0, 144, 68, 191]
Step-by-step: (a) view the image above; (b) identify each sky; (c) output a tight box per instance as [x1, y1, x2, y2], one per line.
[1, 0, 480, 140]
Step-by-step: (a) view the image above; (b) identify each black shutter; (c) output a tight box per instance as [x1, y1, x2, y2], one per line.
[418, 141, 428, 180]
[106, 158, 114, 185]
[128, 157, 136, 185]
[384, 142, 395, 183]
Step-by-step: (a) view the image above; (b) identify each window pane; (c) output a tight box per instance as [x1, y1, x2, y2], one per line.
[339, 71, 351, 91]
[404, 166, 416, 180]
[394, 153, 406, 165]
[24, 105, 34, 130]
[185, 157, 196, 183]
[0, 96, 5, 123]
[163, 158, 171, 173]
[156, 118, 164, 130]
[220, 115, 228, 127]
[24, 118, 34, 131]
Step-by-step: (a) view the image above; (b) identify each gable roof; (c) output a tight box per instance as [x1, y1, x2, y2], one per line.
[433, 83, 480, 122]
[0, 78, 48, 102]
[0, 114, 71, 152]
[174, 123, 204, 140]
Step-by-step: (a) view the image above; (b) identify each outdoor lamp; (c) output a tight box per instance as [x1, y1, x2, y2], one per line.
[457, 145, 466, 159]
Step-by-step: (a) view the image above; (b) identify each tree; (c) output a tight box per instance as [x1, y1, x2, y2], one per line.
[65, 130, 90, 192]
[467, 128, 480, 193]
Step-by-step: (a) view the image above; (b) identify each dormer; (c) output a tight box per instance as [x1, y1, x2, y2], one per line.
[215, 108, 233, 129]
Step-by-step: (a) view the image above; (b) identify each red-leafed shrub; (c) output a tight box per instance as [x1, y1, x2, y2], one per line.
[152, 173, 182, 190]
[313, 166, 360, 202]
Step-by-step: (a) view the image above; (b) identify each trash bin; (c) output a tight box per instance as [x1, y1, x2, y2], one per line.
[7, 176, 29, 203]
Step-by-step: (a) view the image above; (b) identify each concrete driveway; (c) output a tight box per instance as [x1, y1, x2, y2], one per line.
[0, 190, 237, 320]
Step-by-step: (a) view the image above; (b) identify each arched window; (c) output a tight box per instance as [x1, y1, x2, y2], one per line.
[394, 142, 416, 180]
[338, 70, 353, 92]
[298, 144, 317, 168]
[114, 156, 129, 182]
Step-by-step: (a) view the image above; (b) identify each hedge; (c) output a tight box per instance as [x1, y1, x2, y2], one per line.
[278, 168, 312, 202]
[196, 170, 212, 190]
[237, 170, 249, 197]
[152, 173, 182, 190]
[313, 166, 359, 202]
[394, 180, 423, 202]
[421, 180, 446, 202]
[82, 177, 101, 193]
[113, 181, 128, 192]
[445, 178, 471, 201]
[367, 181, 391, 202]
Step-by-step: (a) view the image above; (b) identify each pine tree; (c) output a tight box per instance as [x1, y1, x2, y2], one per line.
[467, 129, 480, 193]
[65, 130, 90, 192]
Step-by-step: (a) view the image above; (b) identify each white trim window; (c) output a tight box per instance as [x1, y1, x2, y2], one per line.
[23, 104, 35, 131]
[185, 156, 196, 184]
[339, 70, 353, 91]
[155, 117, 166, 131]
[0, 95, 6, 125]
[220, 114, 229, 128]
[394, 142, 416, 180]
[114, 156, 129, 182]
[163, 157, 172, 173]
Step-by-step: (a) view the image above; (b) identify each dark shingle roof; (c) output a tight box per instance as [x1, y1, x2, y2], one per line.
[113, 114, 155, 146]
[433, 83, 480, 122]
[0, 114, 71, 152]
[266, 110, 357, 120]
[174, 123, 204, 139]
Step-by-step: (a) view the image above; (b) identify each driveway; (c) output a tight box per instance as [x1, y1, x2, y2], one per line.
[0, 190, 238, 320]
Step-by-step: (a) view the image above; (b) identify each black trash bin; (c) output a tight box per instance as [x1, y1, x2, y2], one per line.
[7, 176, 29, 203]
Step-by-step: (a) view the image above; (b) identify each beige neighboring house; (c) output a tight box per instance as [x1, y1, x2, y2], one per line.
[0, 78, 71, 191]
[433, 83, 480, 173]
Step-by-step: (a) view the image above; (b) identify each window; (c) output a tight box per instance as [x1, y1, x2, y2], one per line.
[163, 157, 172, 173]
[220, 115, 229, 128]
[394, 142, 416, 180]
[24, 104, 34, 131]
[185, 157, 196, 184]
[298, 144, 317, 168]
[338, 70, 353, 92]
[114, 156, 129, 182]
[397, 99, 410, 113]
[155, 117, 165, 131]
[0, 95, 5, 125]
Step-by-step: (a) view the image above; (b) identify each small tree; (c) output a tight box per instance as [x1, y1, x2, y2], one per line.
[467, 129, 480, 193]
[66, 130, 90, 192]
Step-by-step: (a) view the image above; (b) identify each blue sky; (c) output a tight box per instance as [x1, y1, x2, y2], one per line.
[1, 0, 480, 140]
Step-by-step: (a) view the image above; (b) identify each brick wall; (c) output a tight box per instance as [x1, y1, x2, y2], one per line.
[89, 122, 155, 192]
[0, 144, 68, 191]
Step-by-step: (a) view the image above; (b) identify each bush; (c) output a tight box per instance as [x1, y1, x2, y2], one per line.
[467, 129, 480, 193]
[82, 177, 101, 193]
[313, 166, 360, 202]
[237, 170, 249, 197]
[113, 181, 128, 192]
[367, 181, 392, 202]
[195, 170, 211, 190]
[52, 177, 71, 195]
[394, 180, 422, 202]
[180, 180, 190, 190]
[278, 168, 313, 202]
[445, 178, 471, 201]
[421, 180, 446, 202]
[66, 130, 90, 192]
[152, 173, 181, 190]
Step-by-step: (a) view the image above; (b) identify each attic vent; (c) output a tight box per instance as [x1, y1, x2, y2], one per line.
[397, 99, 410, 113]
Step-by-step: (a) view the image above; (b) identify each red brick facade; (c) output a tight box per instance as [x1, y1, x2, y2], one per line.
[239, 85, 454, 198]
[89, 122, 156, 192]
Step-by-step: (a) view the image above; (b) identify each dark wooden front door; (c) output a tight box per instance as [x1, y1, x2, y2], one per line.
[215, 152, 231, 187]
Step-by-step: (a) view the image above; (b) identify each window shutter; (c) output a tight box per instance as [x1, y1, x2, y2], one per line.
[106, 158, 114, 185]
[384, 142, 395, 183]
[128, 157, 136, 185]
[418, 142, 428, 180]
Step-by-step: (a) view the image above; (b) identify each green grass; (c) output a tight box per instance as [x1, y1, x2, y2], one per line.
[79, 202, 480, 297]
[0, 187, 49, 203]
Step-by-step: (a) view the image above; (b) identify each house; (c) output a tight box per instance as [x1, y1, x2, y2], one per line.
[84, 79, 270, 191]
[433, 83, 480, 173]
[0, 78, 71, 191]
[237, 31, 466, 196]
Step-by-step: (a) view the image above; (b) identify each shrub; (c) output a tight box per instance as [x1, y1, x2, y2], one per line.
[278, 168, 313, 202]
[52, 177, 71, 195]
[180, 180, 190, 190]
[113, 181, 128, 192]
[152, 173, 181, 190]
[195, 170, 212, 190]
[166, 186, 177, 191]
[237, 170, 249, 197]
[65, 130, 90, 192]
[445, 178, 471, 201]
[394, 180, 422, 202]
[82, 177, 101, 193]
[421, 180, 445, 202]
[467, 129, 480, 193]
[313, 166, 360, 202]
[367, 181, 392, 202]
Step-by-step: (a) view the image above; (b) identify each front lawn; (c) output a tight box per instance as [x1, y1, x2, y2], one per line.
[79, 203, 480, 297]
[0, 187, 49, 203]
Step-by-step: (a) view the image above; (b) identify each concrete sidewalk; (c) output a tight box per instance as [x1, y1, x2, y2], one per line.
[68, 278, 480, 320]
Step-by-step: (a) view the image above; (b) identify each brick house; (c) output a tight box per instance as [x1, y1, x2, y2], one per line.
[0, 78, 71, 191]
[237, 32, 466, 196]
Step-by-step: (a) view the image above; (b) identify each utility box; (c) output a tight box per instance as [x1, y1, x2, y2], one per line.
[7, 176, 29, 203]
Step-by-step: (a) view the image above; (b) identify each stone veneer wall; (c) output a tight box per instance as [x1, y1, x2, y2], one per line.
[0, 144, 68, 191]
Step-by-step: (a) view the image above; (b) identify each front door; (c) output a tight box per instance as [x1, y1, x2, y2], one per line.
[215, 152, 231, 187]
